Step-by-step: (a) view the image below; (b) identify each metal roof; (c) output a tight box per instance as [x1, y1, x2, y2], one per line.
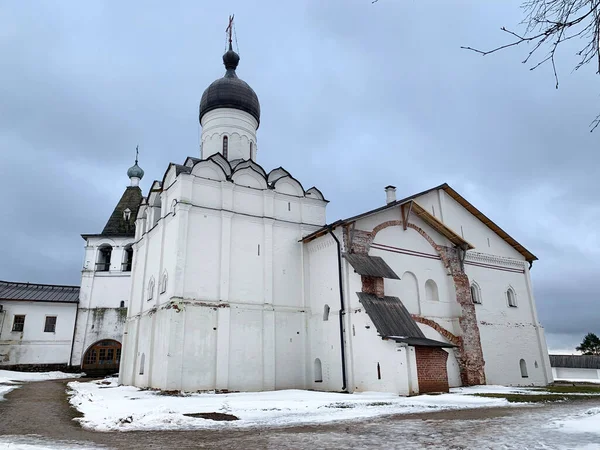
[357, 293, 453, 348]
[0, 280, 79, 303]
[199, 47, 260, 126]
[99, 186, 143, 237]
[302, 183, 536, 262]
[550, 354, 600, 369]
[343, 253, 400, 279]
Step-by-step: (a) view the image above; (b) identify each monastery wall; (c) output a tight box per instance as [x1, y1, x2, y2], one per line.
[120, 167, 325, 391]
[0, 300, 76, 367]
[304, 231, 345, 392]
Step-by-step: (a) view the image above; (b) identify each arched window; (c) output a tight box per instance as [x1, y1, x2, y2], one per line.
[96, 245, 112, 272]
[160, 271, 168, 294]
[148, 278, 155, 301]
[507, 288, 517, 307]
[122, 245, 133, 272]
[314, 358, 323, 383]
[519, 359, 528, 378]
[401, 271, 420, 304]
[425, 279, 439, 302]
[250, 141, 253, 160]
[222, 135, 228, 159]
[139, 353, 146, 375]
[470, 282, 482, 304]
[323, 304, 330, 321]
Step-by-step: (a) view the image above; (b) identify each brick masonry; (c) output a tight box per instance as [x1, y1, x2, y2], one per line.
[415, 346, 450, 393]
[344, 217, 487, 387]
[361, 276, 385, 298]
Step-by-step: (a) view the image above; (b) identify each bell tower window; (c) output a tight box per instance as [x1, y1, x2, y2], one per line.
[222, 136, 228, 159]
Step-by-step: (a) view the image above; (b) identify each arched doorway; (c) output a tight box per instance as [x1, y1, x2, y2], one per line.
[82, 340, 122, 375]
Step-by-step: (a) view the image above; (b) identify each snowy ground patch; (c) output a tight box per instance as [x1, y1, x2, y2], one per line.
[0, 370, 83, 401]
[551, 407, 600, 435]
[67, 378, 511, 432]
[554, 378, 600, 384]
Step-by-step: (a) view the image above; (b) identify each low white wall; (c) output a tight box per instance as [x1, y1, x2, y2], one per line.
[0, 300, 77, 366]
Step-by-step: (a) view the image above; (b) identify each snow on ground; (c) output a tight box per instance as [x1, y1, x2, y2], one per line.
[0, 435, 100, 450]
[67, 378, 511, 432]
[0, 370, 83, 384]
[551, 407, 600, 435]
[554, 378, 600, 384]
[0, 370, 83, 401]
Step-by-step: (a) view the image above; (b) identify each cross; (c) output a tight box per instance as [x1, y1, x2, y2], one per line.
[135, 145, 139, 164]
[226, 14, 234, 44]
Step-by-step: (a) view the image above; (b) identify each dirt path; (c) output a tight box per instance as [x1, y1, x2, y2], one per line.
[0, 380, 598, 450]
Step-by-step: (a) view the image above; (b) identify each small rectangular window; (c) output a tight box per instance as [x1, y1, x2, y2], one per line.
[44, 316, 57, 333]
[12, 315, 25, 332]
[120, 301, 125, 308]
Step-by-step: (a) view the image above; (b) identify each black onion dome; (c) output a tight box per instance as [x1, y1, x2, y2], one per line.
[199, 44, 260, 126]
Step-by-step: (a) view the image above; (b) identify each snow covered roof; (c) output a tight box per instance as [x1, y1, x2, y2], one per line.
[0, 280, 79, 303]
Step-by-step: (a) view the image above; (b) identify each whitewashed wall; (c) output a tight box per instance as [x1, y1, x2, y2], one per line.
[0, 300, 77, 366]
[415, 188, 552, 386]
[120, 159, 326, 391]
[71, 235, 133, 367]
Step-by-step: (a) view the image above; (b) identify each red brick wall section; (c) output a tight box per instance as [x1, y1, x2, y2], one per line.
[361, 276, 385, 298]
[415, 347, 450, 393]
[344, 218, 487, 387]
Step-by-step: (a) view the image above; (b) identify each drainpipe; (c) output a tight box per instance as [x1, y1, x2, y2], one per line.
[68, 301, 80, 371]
[327, 226, 347, 392]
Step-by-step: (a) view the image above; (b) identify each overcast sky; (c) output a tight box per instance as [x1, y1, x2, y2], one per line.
[1, 1, 598, 353]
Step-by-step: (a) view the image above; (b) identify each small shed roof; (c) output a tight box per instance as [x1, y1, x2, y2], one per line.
[549, 354, 600, 369]
[0, 280, 79, 304]
[357, 293, 455, 348]
[343, 253, 400, 279]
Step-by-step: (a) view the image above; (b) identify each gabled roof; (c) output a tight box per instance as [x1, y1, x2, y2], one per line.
[357, 293, 455, 348]
[98, 186, 143, 237]
[0, 280, 79, 303]
[343, 253, 400, 279]
[302, 183, 536, 262]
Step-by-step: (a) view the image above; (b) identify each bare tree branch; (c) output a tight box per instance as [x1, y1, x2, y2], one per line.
[462, 0, 600, 129]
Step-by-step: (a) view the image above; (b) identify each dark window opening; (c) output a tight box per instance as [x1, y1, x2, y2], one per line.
[120, 300, 125, 308]
[96, 246, 112, 272]
[377, 362, 381, 380]
[122, 246, 133, 272]
[314, 358, 323, 383]
[44, 316, 57, 333]
[323, 304, 330, 321]
[520, 359, 528, 378]
[12, 315, 25, 332]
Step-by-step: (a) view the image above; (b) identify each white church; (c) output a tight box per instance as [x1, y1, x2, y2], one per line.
[0, 30, 553, 395]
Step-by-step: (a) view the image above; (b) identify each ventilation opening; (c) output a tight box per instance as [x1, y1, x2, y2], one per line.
[377, 362, 381, 380]
[323, 304, 330, 321]
[314, 358, 323, 383]
[520, 359, 528, 378]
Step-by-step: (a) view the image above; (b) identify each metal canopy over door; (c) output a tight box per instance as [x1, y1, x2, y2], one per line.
[82, 339, 121, 374]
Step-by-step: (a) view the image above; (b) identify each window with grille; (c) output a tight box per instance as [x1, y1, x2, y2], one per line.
[12, 315, 25, 332]
[44, 316, 57, 332]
